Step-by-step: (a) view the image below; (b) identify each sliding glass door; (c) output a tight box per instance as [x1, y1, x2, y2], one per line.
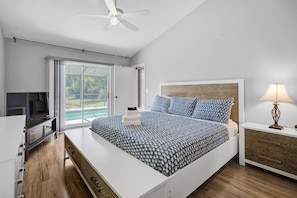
[64, 61, 110, 128]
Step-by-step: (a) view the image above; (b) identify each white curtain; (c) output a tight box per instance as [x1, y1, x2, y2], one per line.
[48, 59, 66, 132]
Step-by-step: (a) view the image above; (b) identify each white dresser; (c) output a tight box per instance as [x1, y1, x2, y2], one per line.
[0, 115, 26, 198]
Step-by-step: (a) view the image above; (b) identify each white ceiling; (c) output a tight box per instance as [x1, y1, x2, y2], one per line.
[0, 0, 205, 58]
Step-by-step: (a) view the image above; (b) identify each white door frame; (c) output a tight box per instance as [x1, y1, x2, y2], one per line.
[131, 63, 146, 110]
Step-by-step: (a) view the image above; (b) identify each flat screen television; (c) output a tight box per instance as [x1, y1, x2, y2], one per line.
[6, 92, 50, 128]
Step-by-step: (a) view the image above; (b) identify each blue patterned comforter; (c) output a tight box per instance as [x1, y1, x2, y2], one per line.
[91, 111, 229, 176]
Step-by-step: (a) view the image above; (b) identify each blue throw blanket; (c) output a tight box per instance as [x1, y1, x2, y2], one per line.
[91, 111, 229, 176]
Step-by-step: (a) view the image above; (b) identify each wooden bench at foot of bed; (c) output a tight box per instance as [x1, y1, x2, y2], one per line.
[64, 127, 168, 198]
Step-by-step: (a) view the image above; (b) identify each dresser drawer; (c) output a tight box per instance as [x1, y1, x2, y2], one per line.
[15, 144, 25, 178]
[65, 136, 118, 198]
[15, 167, 25, 197]
[15, 143, 25, 197]
[245, 129, 297, 175]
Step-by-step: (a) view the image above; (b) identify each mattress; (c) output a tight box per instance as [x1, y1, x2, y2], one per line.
[91, 111, 231, 176]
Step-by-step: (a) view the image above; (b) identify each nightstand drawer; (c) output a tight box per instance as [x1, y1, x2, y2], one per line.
[245, 129, 297, 175]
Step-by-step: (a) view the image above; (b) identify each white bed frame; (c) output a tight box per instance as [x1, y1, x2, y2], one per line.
[64, 79, 244, 198]
[160, 79, 244, 197]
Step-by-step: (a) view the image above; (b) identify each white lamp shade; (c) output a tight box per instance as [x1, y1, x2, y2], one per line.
[260, 83, 295, 103]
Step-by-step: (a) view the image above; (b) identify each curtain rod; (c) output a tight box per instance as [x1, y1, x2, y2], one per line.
[45, 55, 115, 67]
[11, 37, 130, 60]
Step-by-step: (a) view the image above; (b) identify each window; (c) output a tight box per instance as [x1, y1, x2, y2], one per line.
[63, 61, 111, 128]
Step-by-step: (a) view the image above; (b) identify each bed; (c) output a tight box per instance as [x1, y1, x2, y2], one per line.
[64, 79, 244, 198]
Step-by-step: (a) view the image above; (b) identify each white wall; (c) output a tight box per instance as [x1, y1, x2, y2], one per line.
[4, 38, 130, 92]
[131, 0, 297, 128]
[0, 27, 5, 116]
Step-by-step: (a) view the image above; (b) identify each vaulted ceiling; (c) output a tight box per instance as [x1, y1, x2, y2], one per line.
[0, 0, 206, 58]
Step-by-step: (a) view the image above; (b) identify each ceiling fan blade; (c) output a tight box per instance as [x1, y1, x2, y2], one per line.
[122, 10, 150, 19]
[78, 13, 109, 18]
[120, 20, 139, 32]
[104, 0, 117, 15]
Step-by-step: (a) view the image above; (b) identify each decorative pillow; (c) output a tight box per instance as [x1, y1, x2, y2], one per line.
[192, 98, 234, 124]
[168, 97, 197, 117]
[151, 95, 171, 113]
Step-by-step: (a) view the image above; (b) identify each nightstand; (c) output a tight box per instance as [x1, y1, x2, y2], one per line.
[239, 122, 297, 180]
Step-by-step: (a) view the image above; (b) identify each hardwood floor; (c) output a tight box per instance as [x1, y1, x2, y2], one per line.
[23, 133, 297, 198]
[23, 133, 92, 198]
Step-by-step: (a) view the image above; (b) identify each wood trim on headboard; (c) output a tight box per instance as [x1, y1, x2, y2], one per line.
[160, 79, 244, 124]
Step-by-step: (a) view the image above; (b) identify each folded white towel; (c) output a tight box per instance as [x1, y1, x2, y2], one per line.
[122, 108, 142, 126]
[126, 110, 139, 115]
[122, 120, 141, 126]
[122, 114, 142, 121]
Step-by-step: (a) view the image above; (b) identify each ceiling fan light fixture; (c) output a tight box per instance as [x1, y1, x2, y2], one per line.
[79, 0, 150, 31]
[110, 17, 119, 25]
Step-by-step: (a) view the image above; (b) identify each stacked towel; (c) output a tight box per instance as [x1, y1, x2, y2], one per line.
[122, 107, 142, 126]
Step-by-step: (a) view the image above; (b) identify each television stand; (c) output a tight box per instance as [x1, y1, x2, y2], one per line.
[25, 117, 56, 161]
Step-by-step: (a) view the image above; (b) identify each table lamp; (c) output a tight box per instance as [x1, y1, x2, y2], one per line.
[260, 83, 294, 130]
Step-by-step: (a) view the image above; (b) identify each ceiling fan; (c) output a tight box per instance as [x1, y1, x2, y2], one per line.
[79, 0, 150, 32]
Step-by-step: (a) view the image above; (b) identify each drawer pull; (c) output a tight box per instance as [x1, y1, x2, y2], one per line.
[17, 168, 25, 182]
[16, 178, 23, 185]
[90, 176, 103, 192]
[90, 176, 109, 196]
[259, 155, 282, 164]
[19, 144, 26, 150]
[18, 152, 23, 156]
[258, 138, 281, 146]
[67, 146, 75, 154]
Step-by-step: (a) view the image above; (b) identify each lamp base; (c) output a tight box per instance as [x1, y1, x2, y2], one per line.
[269, 103, 283, 130]
[269, 124, 284, 130]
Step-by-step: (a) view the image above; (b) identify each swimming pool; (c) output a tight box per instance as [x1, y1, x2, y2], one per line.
[66, 108, 107, 121]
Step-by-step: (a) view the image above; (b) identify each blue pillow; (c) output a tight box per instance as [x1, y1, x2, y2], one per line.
[168, 97, 197, 117]
[151, 95, 171, 113]
[192, 98, 234, 124]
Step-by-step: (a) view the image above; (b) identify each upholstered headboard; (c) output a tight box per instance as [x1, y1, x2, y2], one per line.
[160, 79, 244, 124]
